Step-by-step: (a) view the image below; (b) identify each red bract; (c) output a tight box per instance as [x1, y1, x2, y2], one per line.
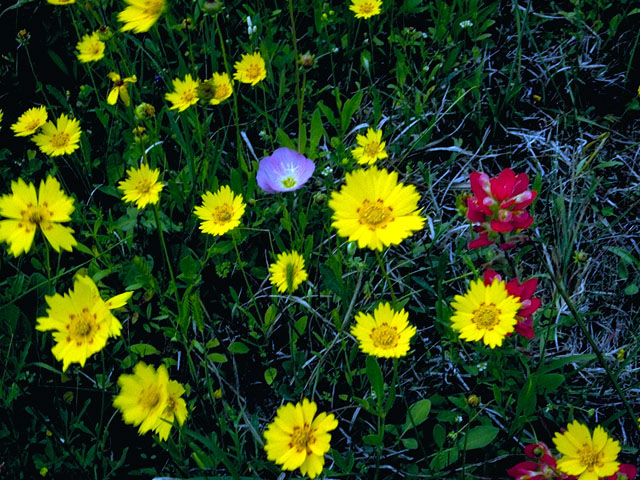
[484, 270, 541, 339]
[466, 168, 536, 249]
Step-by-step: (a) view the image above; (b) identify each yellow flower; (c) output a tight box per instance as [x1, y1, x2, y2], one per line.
[118, 164, 164, 209]
[352, 127, 387, 165]
[0, 109, 3, 130]
[113, 362, 169, 435]
[233, 52, 267, 86]
[165, 74, 200, 111]
[153, 379, 188, 441]
[269, 251, 308, 294]
[553, 421, 620, 480]
[450, 278, 521, 348]
[351, 302, 416, 358]
[118, 0, 165, 33]
[35, 275, 132, 371]
[107, 72, 137, 107]
[11, 106, 48, 137]
[264, 398, 338, 479]
[32, 113, 82, 156]
[328, 167, 425, 251]
[349, 0, 383, 19]
[193, 186, 245, 236]
[47, 0, 75, 4]
[75, 32, 105, 63]
[199, 73, 233, 105]
[0, 176, 76, 256]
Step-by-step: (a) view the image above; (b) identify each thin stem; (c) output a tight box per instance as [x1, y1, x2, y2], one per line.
[152, 204, 182, 320]
[287, 0, 302, 150]
[261, 85, 274, 150]
[376, 251, 397, 305]
[231, 232, 262, 325]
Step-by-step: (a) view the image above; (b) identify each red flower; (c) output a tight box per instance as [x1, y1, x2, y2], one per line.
[484, 270, 541, 339]
[607, 464, 637, 480]
[466, 168, 536, 249]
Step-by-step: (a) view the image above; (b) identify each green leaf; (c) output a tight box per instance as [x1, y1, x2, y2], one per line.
[363, 433, 383, 446]
[463, 425, 499, 450]
[403, 399, 431, 432]
[401, 437, 418, 449]
[228, 341, 250, 354]
[624, 283, 639, 296]
[264, 367, 277, 385]
[129, 343, 160, 357]
[48, 49, 69, 75]
[207, 353, 228, 363]
[536, 373, 565, 393]
[307, 108, 325, 159]
[517, 377, 537, 416]
[365, 355, 384, 404]
[340, 90, 363, 133]
[433, 424, 446, 448]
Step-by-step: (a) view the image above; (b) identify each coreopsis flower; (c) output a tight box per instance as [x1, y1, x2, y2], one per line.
[352, 127, 387, 165]
[0, 176, 76, 256]
[118, 164, 164, 209]
[107, 72, 137, 107]
[198, 73, 233, 105]
[47, 0, 75, 4]
[35, 275, 132, 371]
[450, 278, 522, 348]
[349, 0, 382, 19]
[233, 52, 267, 86]
[32, 113, 81, 156]
[483, 270, 541, 339]
[75, 32, 105, 63]
[257, 147, 315, 194]
[264, 398, 338, 479]
[268, 251, 308, 294]
[118, 0, 165, 33]
[11, 106, 48, 136]
[152, 379, 188, 441]
[165, 74, 200, 111]
[553, 421, 620, 480]
[113, 363, 169, 435]
[329, 167, 425, 251]
[193, 186, 245, 236]
[351, 302, 416, 358]
[466, 168, 537, 249]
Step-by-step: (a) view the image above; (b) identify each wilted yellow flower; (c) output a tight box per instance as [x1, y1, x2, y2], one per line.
[233, 52, 267, 86]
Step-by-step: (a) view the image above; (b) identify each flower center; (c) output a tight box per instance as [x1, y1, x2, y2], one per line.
[181, 89, 197, 104]
[214, 83, 231, 99]
[143, 0, 163, 15]
[50, 132, 70, 148]
[26, 119, 42, 131]
[281, 176, 297, 188]
[90, 43, 102, 55]
[246, 63, 261, 80]
[290, 424, 315, 453]
[370, 322, 399, 349]
[20, 202, 52, 232]
[358, 199, 393, 229]
[472, 303, 501, 329]
[141, 386, 162, 411]
[213, 204, 233, 224]
[136, 179, 154, 195]
[67, 308, 97, 343]
[363, 142, 380, 158]
[359, 3, 375, 14]
[578, 444, 604, 471]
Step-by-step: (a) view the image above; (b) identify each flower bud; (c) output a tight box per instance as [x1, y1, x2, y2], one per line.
[299, 51, 315, 68]
[96, 25, 113, 41]
[135, 102, 156, 121]
[202, 0, 223, 14]
[467, 394, 480, 407]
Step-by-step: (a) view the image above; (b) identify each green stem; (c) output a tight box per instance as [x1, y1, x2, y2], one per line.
[231, 232, 262, 325]
[261, 85, 273, 150]
[376, 251, 397, 305]
[287, 0, 302, 150]
[152, 204, 182, 320]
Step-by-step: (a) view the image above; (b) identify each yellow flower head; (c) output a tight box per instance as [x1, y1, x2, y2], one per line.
[107, 72, 137, 107]
[35, 275, 132, 371]
[349, 0, 383, 19]
[32, 113, 82, 156]
[165, 74, 200, 111]
[47, 0, 75, 4]
[450, 278, 522, 348]
[264, 398, 338, 479]
[329, 166, 425, 251]
[118, 0, 165, 33]
[153, 379, 188, 441]
[198, 73, 233, 105]
[553, 421, 620, 480]
[269, 251, 308, 294]
[11, 106, 48, 137]
[351, 302, 416, 358]
[0, 176, 76, 256]
[113, 362, 170, 435]
[118, 164, 164, 209]
[193, 186, 245, 236]
[233, 52, 267, 86]
[352, 127, 388, 165]
[76, 32, 105, 63]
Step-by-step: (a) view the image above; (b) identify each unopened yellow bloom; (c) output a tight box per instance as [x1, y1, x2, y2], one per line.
[0, 176, 77, 256]
[107, 72, 137, 106]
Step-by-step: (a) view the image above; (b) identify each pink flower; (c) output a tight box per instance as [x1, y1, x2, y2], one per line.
[466, 168, 536, 249]
[607, 464, 638, 480]
[484, 270, 541, 339]
[256, 147, 315, 194]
